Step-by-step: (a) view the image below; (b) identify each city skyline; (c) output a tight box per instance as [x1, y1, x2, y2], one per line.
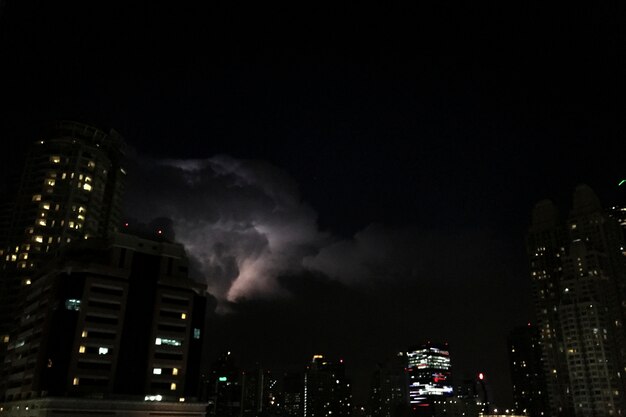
[1, 1, 625, 413]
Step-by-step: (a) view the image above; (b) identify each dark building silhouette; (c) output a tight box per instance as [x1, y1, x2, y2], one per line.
[0, 233, 209, 415]
[282, 372, 304, 417]
[208, 351, 242, 417]
[527, 185, 626, 416]
[508, 324, 549, 416]
[304, 355, 352, 417]
[0, 121, 126, 379]
[368, 352, 408, 417]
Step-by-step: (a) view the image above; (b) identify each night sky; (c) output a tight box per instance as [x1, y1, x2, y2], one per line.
[1, 0, 625, 407]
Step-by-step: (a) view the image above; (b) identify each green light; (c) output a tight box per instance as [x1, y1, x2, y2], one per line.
[219, 377, 227, 382]
[620, 179, 626, 186]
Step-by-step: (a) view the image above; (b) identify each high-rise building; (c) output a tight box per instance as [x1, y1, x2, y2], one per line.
[406, 342, 453, 415]
[282, 372, 304, 417]
[304, 355, 352, 417]
[0, 232, 209, 415]
[368, 352, 408, 417]
[208, 351, 242, 417]
[0, 121, 126, 353]
[527, 185, 626, 416]
[507, 324, 548, 417]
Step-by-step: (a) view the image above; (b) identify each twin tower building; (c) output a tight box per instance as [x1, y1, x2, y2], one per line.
[528, 185, 626, 416]
[0, 121, 210, 416]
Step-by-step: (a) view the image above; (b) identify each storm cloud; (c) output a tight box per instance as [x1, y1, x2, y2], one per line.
[125, 154, 511, 307]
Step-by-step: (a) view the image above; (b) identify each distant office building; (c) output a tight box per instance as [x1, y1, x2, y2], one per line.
[0, 121, 126, 368]
[527, 185, 626, 416]
[507, 324, 548, 417]
[0, 232, 208, 415]
[369, 352, 408, 417]
[208, 351, 242, 417]
[406, 342, 453, 414]
[304, 355, 352, 417]
[241, 368, 275, 417]
[282, 372, 304, 417]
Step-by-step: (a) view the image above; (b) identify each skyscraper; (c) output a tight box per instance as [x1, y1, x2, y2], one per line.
[406, 342, 453, 415]
[0, 121, 126, 349]
[304, 355, 352, 417]
[507, 324, 548, 417]
[527, 185, 626, 416]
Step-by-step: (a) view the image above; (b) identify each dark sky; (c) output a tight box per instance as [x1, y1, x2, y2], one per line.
[2, 0, 626, 407]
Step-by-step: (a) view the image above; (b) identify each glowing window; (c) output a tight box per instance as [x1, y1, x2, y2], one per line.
[2, 335, 9, 343]
[42, 203, 50, 210]
[46, 179, 55, 187]
[193, 328, 201, 339]
[24, 279, 31, 285]
[73, 377, 79, 386]
[81, 330, 88, 338]
[65, 299, 81, 311]
[83, 183, 92, 191]
[170, 383, 177, 391]
[32, 195, 41, 202]
[153, 368, 162, 375]
[33, 236, 43, 243]
[88, 161, 96, 169]
[98, 347, 109, 355]
[50, 156, 61, 164]
[172, 368, 179, 376]
[38, 219, 46, 226]
[181, 313, 187, 319]
[79, 346, 86, 353]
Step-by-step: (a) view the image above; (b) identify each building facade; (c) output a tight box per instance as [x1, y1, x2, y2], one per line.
[304, 355, 352, 417]
[0, 121, 126, 365]
[507, 324, 549, 417]
[406, 343, 453, 415]
[527, 185, 626, 416]
[1, 233, 208, 408]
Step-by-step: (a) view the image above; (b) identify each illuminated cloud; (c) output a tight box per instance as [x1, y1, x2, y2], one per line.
[125, 155, 328, 304]
[125, 154, 506, 309]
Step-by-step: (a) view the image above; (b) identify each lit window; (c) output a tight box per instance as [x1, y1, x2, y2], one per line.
[98, 347, 109, 355]
[46, 179, 55, 187]
[153, 368, 162, 375]
[81, 330, 88, 338]
[79, 346, 86, 353]
[181, 313, 187, 320]
[155, 338, 162, 345]
[69, 221, 74, 228]
[179, 398, 185, 402]
[83, 183, 92, 191]
[85, 176, 92, 183]
[50, 156, 61, 164]
[73, 377, 79, 386]
[42, 203, 50, 210]
[10, 254, 16, 262]
[170, 383, 177, 391]
[33, 236, 43, 243]
[62, 173, 67, 179]
[172, 368, 179, 376]
[65, 299, 81, 311]
[24, 279, 31, 285]
[193, 328, 201, 339]
[32, 194, 41, 202]
[2, 335, 9, 343]
[38, 219, 46, 226]
[156, 337, 181, 346]
[88, 161, 96, 169]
